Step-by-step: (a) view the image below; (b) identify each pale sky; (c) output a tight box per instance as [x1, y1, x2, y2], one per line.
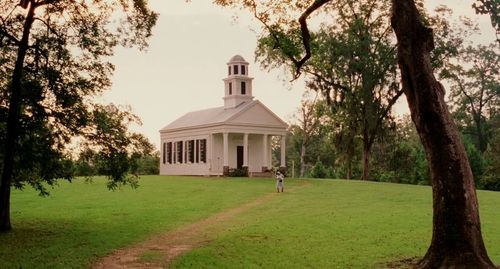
[101, 0, 496, 149]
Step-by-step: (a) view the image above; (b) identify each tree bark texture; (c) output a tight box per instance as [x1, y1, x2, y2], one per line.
[0, 1, 36, 232]
[361, 129, 372, 181]
[474, 113, 487, 153]
[391, 0, 495, 267]
[345, 126, 355, 180]
[346, 159, 352, 180]
[362, 145, 370, 181]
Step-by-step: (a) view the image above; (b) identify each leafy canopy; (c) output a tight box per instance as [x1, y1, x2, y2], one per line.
[0, 0, 158, 194]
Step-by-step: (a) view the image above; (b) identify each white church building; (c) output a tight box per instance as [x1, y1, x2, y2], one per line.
[159, 55, 288, 176]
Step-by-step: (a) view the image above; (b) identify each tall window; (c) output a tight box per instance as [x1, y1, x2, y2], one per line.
[241, 81, 246, 95]
[173, 142, 177, 164]
[167, 142, 172, 164]
[162, 143, 166, 164]
[229, 82, 232, 95]
[228, 66, 231, 75]
[188, 140, 195, 163]
[200, 139, 207, 163]
[176, 141, 183, 163]
[241, 65, 246, 75]
[195, 140, 200, 163]
[233, 65, 239, 75]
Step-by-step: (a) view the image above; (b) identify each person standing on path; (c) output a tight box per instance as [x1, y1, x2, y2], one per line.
[276, 171, 284, 193]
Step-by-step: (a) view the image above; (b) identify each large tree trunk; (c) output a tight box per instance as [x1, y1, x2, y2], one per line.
[474, 113, 487, 153]
[391, 0, 495, 268]
[361, 130, 371, 181]
[345, 126, 355, 180]
[0, 1, 36, 232]
[361, 146, 370, 181]
[346, 159, 352, 180]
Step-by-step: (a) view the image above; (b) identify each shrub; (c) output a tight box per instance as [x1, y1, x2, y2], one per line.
[464, 138, 485, 184]
[228, 168, 248, 177]
[326, 166, 336, 179]
[377, 171, 396, 182]
[479, 176, 500, 191]
[479, 134, 500, 191]
[310, 160, 327, 178]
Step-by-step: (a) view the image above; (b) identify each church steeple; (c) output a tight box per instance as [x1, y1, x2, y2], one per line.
[223, 55, 254, 109]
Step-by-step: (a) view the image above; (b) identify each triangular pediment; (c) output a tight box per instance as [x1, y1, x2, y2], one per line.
[227, 101, 288, 128]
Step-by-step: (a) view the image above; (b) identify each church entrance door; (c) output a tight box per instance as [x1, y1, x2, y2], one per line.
[237, 146, 244, 169]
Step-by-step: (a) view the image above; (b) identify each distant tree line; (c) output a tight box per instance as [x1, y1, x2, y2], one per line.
[262, 4, 499, 191]
[281, 105, 499, 191]
[73, 147, 160, 178]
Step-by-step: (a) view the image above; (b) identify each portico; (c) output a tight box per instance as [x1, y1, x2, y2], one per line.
[214, 131, 286, 176]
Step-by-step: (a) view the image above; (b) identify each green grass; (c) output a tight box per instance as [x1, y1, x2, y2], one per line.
[170, 179, 500, 268]
[1, 176, 273, 269]
[0, 176, 499, 269]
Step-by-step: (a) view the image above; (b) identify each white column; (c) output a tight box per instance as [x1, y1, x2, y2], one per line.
[209, 134, 213, 168]
[243, 133, 249, 167]
[280, 135, 286, 168]
[223, 132, 229, 167]
[262, 134, 268, 169]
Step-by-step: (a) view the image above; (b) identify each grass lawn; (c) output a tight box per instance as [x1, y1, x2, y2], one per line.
[171, 179, 500, 268]
[0, 176, 499, 268]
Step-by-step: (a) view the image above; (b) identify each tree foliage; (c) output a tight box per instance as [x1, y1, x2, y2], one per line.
[251, 0, 402, 180]
[370, 116, 430, 185]
[481, 124, 500, 190]
[73, 113, 160, 181]
[284, 94, 339, 178]
[291, 92, 322, 177]
[444, 43, 500, 153]
[472, 0, 500, 43]
[0, 0, 158, 231]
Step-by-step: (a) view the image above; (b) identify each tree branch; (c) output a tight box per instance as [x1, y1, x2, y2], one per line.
[34, 0, 59, 8]
[483, 92, 498, 104]
[33, 17, 64, 40]
[305, 69, 349, 92]
[295, 0, 332, 77]
[459, 82, 478, 117]
[253, 9, 301, 69]
[0, 13, 21, 45]
[379, 88, 404, 121]
[251, 0, 331, 81]
[0, 27, 20, 45]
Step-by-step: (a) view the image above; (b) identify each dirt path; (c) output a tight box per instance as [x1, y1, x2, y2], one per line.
[92, 182, 309, 269]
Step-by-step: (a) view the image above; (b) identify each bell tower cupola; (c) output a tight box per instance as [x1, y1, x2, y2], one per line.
[223, 55, 254, 109]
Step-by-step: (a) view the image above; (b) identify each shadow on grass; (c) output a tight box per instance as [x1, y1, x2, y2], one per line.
[0, 220, 128, 269]
[380, 257, 500, 268]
